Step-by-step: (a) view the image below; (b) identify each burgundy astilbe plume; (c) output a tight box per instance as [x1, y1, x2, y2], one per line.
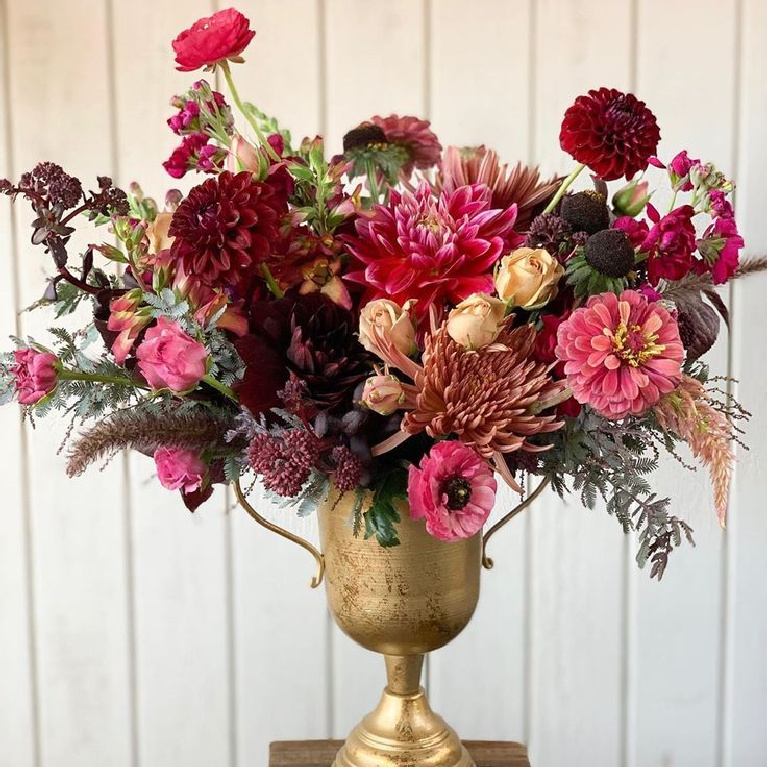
[168, 170, 287, 291]
[560, 88, 660, 181]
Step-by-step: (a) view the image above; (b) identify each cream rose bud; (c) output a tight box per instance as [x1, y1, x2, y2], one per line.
[359, 299, 417, 357]
[361, 374, 405, 416]
[145, 211, 175, 255]
[446, 293, 507, 349]
[495, 247, 564, 309]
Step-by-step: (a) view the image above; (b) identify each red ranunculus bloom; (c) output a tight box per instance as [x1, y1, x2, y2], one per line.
[172, 8, 256, 72]
[640, 204, 697, 285]
[560, 88, 660, 181]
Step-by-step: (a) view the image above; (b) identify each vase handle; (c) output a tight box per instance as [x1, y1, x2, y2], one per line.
[234, 479, 326, 588]
[482, 476, 552, 569]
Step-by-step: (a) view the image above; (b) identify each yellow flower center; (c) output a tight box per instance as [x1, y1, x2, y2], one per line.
[611, 322, 666, 367]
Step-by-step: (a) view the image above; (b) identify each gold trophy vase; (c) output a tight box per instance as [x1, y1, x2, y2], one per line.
[234, 479, 544, 767]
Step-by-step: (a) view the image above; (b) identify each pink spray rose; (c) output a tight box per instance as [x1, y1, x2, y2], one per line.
[136, 317, 208, 392]
[172, 8, 256, 72]
[408, 441, 497, 542]
[154, 447, 207, 493]
[11, 349, 59, 405]
[107, 289, 152, 364]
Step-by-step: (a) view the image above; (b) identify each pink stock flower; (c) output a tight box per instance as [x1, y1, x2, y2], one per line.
[11, 349, 59, 405]
[668, 150, 699, 191]
[555, 290, 684, 419]
[408, 441, 497, 542]
[697, 215, 744, 285]
[708, 189, 734, 218]
[107, 289, 152, 364]
[154, 447, 207, 493]
[136, 317, 208, 392]
[172, 8, 256, 72]
[346, 181, 520, 321]
[163, 133, 209, 179]
[613, 215, 650, 249]
[640, 204, 697, 285]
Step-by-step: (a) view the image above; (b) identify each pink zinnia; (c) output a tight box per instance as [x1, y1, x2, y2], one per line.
[346, 181, 519, 321]
[555, 290, 684, 419]
[408, 441, 497, 542]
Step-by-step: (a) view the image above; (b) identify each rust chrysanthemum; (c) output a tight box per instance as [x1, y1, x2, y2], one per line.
[439, 145, 561, 230]
[168, 170, 287, 291]
[559, 88, 660, 181]
[372, 320, 567, 491]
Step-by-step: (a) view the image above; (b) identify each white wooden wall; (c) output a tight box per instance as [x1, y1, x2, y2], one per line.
[0, 2, 765, 766]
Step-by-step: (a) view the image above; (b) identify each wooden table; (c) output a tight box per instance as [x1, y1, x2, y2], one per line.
[270, 740, 530, 766]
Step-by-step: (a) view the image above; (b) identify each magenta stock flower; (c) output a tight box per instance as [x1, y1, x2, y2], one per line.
[136, 317, 208, 393]
[556, 290, 684, 419]
[154, 447, 207, 493]
[697, 215, 743, 284]
[12, 349, 59, 405]
[408, 441, 497, 542]
[708, 189, 734, 219]
[640, 204, 697, 285]
[163, 133, 211, 179]
[347, 181, 519, 320]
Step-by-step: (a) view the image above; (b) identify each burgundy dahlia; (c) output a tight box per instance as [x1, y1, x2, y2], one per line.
[167, 171, 287, 291]
[559, 88, 660, 181]
[234, 292, 373, 416]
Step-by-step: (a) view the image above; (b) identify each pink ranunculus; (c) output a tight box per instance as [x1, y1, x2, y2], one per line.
[11, 349, 59, 405]
[226, 133, 260, 172]
[136, 317, 208, 393]
[154, 447, 207, 493]
[640, 204, 697, 285]
[408, 441, 497, 542]
[172, 8, 256, 72]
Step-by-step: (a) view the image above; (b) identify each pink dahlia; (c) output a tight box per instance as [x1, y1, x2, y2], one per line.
[346, 181, 519, 320]
[363, 114, 442, 177]
[555, 290, 684, 419]
[408, 441, 497, 542]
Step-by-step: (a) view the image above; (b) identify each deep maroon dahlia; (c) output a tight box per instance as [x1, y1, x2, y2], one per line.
[167, 170, 287, 291]
[559, 88, 660, 181]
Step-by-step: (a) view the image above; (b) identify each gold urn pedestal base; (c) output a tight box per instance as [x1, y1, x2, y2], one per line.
[333, 655, 475, 767]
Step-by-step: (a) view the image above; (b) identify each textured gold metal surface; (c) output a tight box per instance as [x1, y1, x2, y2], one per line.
[318, 490, 481, 767]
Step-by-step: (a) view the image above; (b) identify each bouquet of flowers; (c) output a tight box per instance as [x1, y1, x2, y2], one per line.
[0, 7, 756, 580]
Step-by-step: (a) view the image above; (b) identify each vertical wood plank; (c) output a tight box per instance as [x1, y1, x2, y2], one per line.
[631, 2, 737, 765]
[110, 2, 234, 765]
[726, 1, 767, 763]
[527, 2, 632, 765]
[323, 0, 429, 738]
[427, 0, 532, 741]
[0, 1, 36, 764]
[226, 2, 333, 763]
[5, 2, 134, 765]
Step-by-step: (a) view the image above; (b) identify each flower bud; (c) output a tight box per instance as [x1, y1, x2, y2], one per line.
[612, 179, 651, 217]
[495, 247, 564, 309]
[359, 299, 417, 357]
[361, 374, 405, 416]
[145, 211, 174, 255]
[227, 133, 259, 173]
[446, 293, 507, 349]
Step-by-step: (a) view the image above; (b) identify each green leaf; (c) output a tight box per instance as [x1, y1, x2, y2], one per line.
[363, 467, 406, 548]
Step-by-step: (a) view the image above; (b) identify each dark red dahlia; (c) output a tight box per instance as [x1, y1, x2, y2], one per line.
[167, 170, 287, 291]
[234, 292, 373, 416]
[559, 88, 660, 181]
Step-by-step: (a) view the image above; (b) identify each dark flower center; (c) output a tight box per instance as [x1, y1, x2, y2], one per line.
[441, 476, 472, 511]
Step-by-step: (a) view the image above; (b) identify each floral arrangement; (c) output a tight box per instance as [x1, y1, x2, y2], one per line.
[1, 8, 758, 579]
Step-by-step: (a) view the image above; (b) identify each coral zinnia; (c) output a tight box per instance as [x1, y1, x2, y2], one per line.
[556, 290, 684, 419]
[346, 181, 519, 321]
[362, 114, 442, 177]
[167, 170, 286, 292]
[374, 320, 565, 491]
[560, 88, 660, 181]
[408, 440, 497, 541]
[439, 146, 561, 230]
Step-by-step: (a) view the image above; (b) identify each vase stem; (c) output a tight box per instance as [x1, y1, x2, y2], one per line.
[384, 654, 424, 695]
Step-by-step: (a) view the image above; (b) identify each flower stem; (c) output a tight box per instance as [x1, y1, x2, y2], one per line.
[261, 263, 284, 298]
[543, 163, 586, 214]
[202, 374, 238, 403]
[58, 369, 147, 388]
[667, 189, 679, 213]
[366, 158, 380, 205]
[221, 62, 281, 164]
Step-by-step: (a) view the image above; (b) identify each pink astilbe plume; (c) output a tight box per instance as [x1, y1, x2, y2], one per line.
[653, 375, 735, 528]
